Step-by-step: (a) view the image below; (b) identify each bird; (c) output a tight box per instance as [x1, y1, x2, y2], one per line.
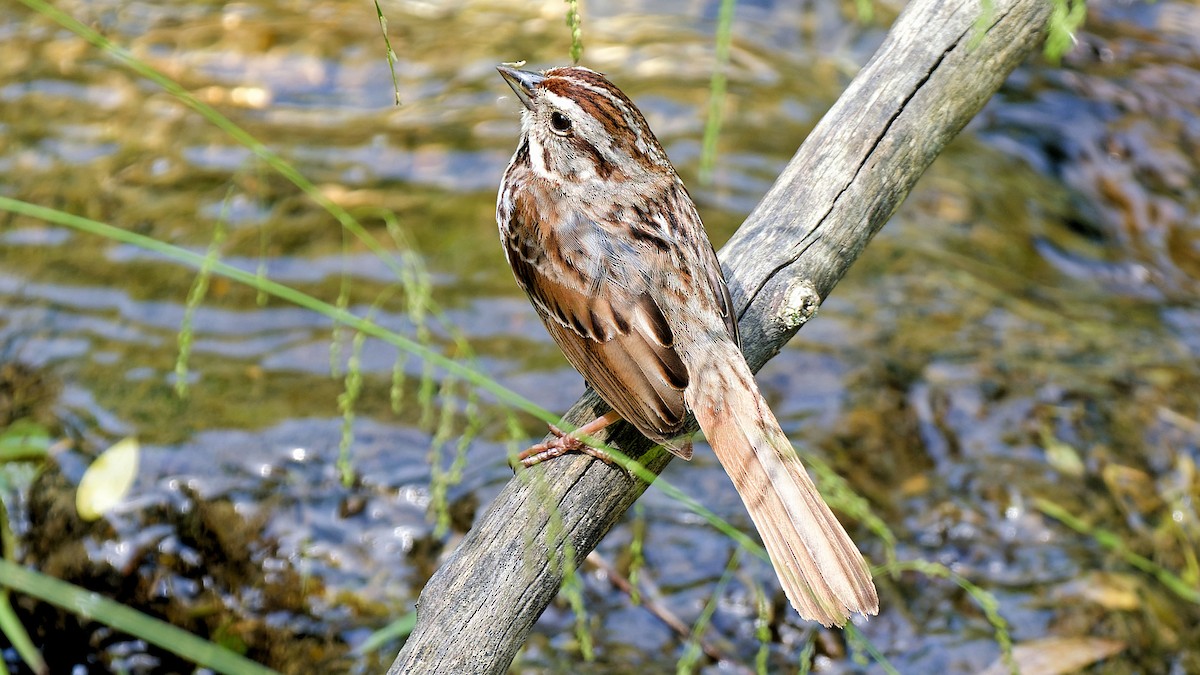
[495, 64, 877, 626]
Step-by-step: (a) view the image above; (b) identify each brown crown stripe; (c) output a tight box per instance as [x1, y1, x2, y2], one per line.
[542, 70, 656, 162]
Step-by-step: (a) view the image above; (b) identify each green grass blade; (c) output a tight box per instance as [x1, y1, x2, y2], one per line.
[564, 0, 584, 63]
[16, 0, 407, 287]
[373, 0, 402, 105]
[676, 550, 738, 674]
[0, 560, 276, 675]
[352, 612, 416, 656]
[1035, 498, 1200, 604]
[0, 195, 557, 426]
[0, 589, 46, 674]
[698, 0, 736, 185]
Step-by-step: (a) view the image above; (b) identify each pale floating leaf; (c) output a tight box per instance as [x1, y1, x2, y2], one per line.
[980, 637, 1125, 675]
[1053, 571, 1142, 611]
[76, 437, 140, 521]
[1039, 427, 1084, 478]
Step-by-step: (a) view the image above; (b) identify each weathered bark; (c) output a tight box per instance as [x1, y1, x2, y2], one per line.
[392, 0, 1053, 671]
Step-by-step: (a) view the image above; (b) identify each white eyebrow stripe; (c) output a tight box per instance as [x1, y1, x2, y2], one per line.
[548, 75, 650, 156]
[541, 91, 587, 120]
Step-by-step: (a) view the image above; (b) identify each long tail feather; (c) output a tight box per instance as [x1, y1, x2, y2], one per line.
[686, 346, 878, 626]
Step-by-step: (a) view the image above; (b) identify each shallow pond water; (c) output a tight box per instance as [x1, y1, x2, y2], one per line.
[1, 0, 1199, 673]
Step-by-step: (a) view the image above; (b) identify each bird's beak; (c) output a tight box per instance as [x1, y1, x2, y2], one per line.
[497, 65, 544, 111]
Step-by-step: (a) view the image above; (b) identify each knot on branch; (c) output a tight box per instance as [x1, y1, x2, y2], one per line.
[774, 277, 821, 331]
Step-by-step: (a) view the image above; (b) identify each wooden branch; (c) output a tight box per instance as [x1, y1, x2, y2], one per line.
[392, 0, 1053, 672]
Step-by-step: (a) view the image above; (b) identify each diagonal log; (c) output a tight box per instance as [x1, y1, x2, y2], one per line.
[392, 0, 1054, 671]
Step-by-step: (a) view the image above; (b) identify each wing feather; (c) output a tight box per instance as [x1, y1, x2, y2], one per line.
[502, 182, 732, 455]
[509, 249, 689, 443]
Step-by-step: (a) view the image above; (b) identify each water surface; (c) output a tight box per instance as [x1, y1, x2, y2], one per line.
[1, 0, 1198, 672]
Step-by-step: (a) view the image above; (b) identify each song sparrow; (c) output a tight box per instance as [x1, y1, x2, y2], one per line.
[496, 64, 878, 626]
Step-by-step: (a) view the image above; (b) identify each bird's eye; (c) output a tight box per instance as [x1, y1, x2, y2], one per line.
[549, 111, 572, 135]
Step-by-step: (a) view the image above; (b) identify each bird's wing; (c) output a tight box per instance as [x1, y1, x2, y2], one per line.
[503, 194, 699, 450]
